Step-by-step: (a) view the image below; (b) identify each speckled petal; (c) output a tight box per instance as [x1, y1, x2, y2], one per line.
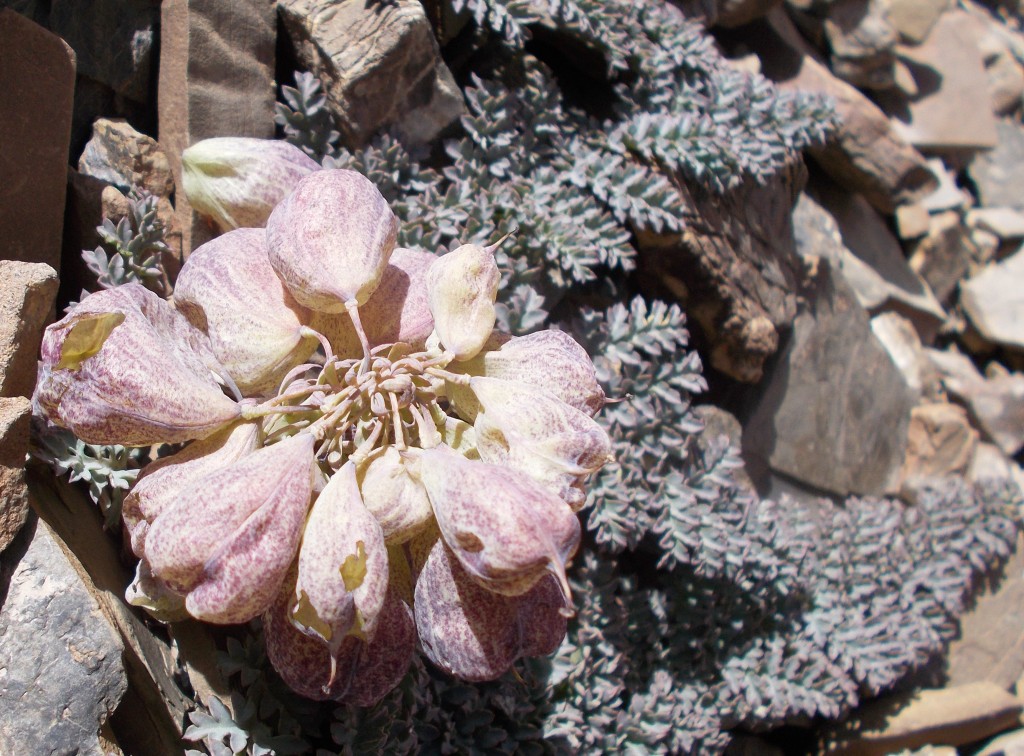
[425, 243, 499, 361]
[266, 169, 398, 312]
[308, 247, 435, 357]
[144, 433, 315, 624]
[470, 376, 613, 511]
[293, 461, 388, 662]
[34, 284, 240, 446]
[357, 446, 434, 545]
[182, 137, 320, 231]
[408, 446, 580, 597]
[414, 539, 568, 682]
[122, 420, 260, 556]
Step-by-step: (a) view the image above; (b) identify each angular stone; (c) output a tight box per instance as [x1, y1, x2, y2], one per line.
[0, 517, 127, 755]
[821, 683, 1023, 754]
[871, 312, 940, 402]
[757, 8, 936, 214]
[896, 203, 931, 240]
[0, 397, 30, 554]
[159, 0, 276, 256]
[279, 0, 464, 148]
[875, 11, 999, 151]
[693, 404, 756, 493]
[977, 729, 1024, 756]
[0, 10, 75, 271]
[744, 259, 914, 496]
[968, 208, 1024, 241]
[920, 158, 967, 213]
[803, 186, 945, 333]
[0, 260, 58, 399]
[823, 0, 898, 89]
[900, 402, 978, 484]
[887, 0, 950, 43]
[969, 121, 1024, 212]
[909, 211, 976, 304]
[78, 118, 174, 198]
[987, 48, 1024, 117]
[961, 250, 1024, 352]
[638, 161, 805, 383]
[946, 531, 1024, 693]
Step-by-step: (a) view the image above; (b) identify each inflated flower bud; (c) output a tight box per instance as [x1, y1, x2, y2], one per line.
[308, 247, 435, 357]
[414, 538, 567, 682]
[470, 376, 612, 511]
[426, 243, 500, 361]
[181, 137, 320, 231]
[34, 284, 240, 446]
[144, 433, 315, 624]
[174, 228, 319, 395]
[266, 169, 398, 312]
[292, 462, 388, 678]
[122, 420, 260, 555]
[265, 570, 415, 703]
[406, 445, 580, 597]
[449, 329, 606, 420]
[358, 446, 433, 545]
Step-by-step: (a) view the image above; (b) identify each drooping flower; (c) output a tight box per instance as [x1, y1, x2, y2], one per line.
[426, 243, 500, 361]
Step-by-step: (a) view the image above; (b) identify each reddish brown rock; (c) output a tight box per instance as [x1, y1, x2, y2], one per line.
[900, 402, 979, 484]
[0, 261, 59, 399]
[0, 10, 75, 271]
[159, 0, 276, 256]
[0, 397, 30, 554]
[755, 8, 936, 214]
[78, 118, 174, 198]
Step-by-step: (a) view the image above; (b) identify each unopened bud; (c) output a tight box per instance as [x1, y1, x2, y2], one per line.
[426, 243, 499, 361]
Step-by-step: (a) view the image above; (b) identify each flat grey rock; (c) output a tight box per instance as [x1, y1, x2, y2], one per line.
[961, 249, 1024, 351]
[0, 518, 126, 755]
[969, 120, 1024, 211]
[744, 259, 914, 496]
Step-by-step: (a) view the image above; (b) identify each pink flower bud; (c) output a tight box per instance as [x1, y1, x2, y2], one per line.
[414, 538, 568, 682]
[122, 420, 260, 556]
[34, 285, 240, 446]
[470, 376, 613, 511]
[266, 169, 398, 312]
[181, 137, 320, 231]
[174, 228, 319, 395]
[144, 433, 315, 624]
[308, 247, 436, 356]
[426, 243, 499, 361]
[292, 462, 389, 675]
[407, 446, 579, 597]
[450, 329, 606, 419]
[265, 570, 415, 703]
[357, 446, 433, 545]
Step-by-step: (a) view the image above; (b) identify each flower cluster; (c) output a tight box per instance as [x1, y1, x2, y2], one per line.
[34, 164, 612, 705]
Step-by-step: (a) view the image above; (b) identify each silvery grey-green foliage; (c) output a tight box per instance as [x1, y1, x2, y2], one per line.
[274, 71, 341, 160]
[81, 188, 171, 293]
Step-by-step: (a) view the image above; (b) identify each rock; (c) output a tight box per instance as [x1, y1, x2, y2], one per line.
[744, 259, 914, 496]
[279, 0, 464, 148]
[805, 185, 945, 334]
[977, 728, 1024, 756]
[961, 250, 1024, 352]
[0, 9, 75, 271]
[0, 397, 30, 554]
[887, 0, 950, 43]
[694, 404, 757, 493]
[928, 349, 1024, 456]
[823, 0, 898, 89]
[871, 312, 940, 402]
[946, 531, 1024, 693]
[0, 260, 59, 399]
[908, 211, 977, 304]
[987, 48, 1024, 116]
[874, 11, 999, 151]
[638, 160, 805, 384]
[0, 517, 127, 755]
[919, 158, 967, 213]
[896, 203, 931, 240]
[900, 402, 978, 484]
[968, 443, 1024, 494]
[757, 8, 936, 214]
[715, 0, 783, 27]
[968, 208, 1024, 241]
[969, 121, 1024, 212]
[78, 118, 174, 198]
[822, 682, 1022, 754]
[159, 0, 276, 256]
